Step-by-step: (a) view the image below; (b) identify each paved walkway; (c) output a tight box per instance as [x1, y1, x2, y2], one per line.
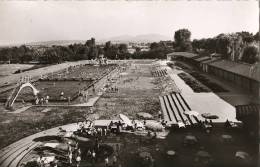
[73, 96, 100, 107]
[8, 106, 31, 114]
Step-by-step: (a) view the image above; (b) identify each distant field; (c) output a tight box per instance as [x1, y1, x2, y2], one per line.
[0, 64, 34, 77]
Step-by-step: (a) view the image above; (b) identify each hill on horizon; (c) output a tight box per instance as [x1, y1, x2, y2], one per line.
[0, 34, 172, 47]
[100, 34, 171, 43]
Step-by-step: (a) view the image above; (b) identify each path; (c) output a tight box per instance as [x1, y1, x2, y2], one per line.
[73, 96, 100, 107]
[8, 106, 31, 114]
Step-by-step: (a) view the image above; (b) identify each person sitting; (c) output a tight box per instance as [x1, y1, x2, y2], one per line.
[161, 120, 166, 126]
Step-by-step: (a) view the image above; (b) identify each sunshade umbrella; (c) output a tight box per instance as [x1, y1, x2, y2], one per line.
[184, 110, 199, 117]
[221, 134, 232, 139]
[137, 112, 153, 120]
[167, 150, 176, 156]
[221, 134, 233, 143]
[235, 151, 250, 160]
[201, 113, 219, 119]
[184, 135, 198, 145]
[196, 151, 211, 158]
[75, 135, 91, 142]
[145, 121, 164, 131]
[139, 152, 151, 158]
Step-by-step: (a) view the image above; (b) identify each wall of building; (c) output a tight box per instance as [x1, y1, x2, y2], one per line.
[208, 66, 260, 97]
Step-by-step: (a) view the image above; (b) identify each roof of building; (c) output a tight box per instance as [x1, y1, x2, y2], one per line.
[209, 60, 260, 82]
[194, 56, 211, 62]
[167, 52, 198, 58]
[201, 57, 222, 64]
[236, 104, 260, 120]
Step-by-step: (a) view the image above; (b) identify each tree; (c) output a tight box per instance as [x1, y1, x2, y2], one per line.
[174, 29, 192, 52]
[241, 45, 259, 64]
[236, 31, 254, 43]
[118, 43, 128, 54]
[40, 47, 62, 64]
[150, 42, 160, 50]
[254, 32, 260, 41]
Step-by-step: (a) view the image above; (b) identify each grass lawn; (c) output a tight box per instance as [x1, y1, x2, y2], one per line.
[94, 63, 162, 120]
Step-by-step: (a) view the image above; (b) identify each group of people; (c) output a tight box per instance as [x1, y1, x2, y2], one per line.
[68, 142, 82, 167]
[108, 86, 119, 93]
[77, 120, 111, 138]
[35, 96, 49, 105]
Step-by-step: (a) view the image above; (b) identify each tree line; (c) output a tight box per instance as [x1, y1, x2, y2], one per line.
[0, 38, 131, 64]
[0, 30, 259, 64]
[191, 31, 259, 64]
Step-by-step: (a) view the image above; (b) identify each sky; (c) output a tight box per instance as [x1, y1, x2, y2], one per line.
[0, 1, 258, 45]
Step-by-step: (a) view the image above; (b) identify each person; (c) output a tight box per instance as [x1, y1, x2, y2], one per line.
[104, 128, 107, 136]
[225, 119, 230, 128]
[161, 120, 165, 126]
[53, 162, 58, 167]
[153, 132, 157, 139]
[113, 155, 117, 165]
[76, 155, 81, 167]
[68, 145, 72, 154]
[105, 156, 109, 167]
[93, 129, 97, 136]
[87, 149, 91, 157]
[205, 119, 208, 124]
[77, 148, 81, 156]
[97, 128, 101, 136]
[69, 152, 73, 164]
[147, 130, 151, 137]
[158, 110, 162, 119]
[92, 150, 96, 161]
[35, 98, 39, 105]
[75, 142, 79, 150]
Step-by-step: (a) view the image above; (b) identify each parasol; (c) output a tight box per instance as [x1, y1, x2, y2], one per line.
[201, 113, 219, 119]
